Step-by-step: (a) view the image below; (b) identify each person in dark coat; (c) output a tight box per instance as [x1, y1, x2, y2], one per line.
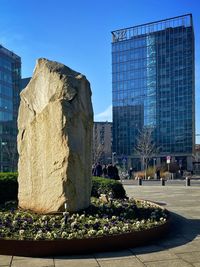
[156, 169, 160, 180]
[107, 163, 114, 179]
[129, 167, 133, 179]
[94, 162, 103, 177]
[102, 164, 108, 178]
[113, 164, 120, 180]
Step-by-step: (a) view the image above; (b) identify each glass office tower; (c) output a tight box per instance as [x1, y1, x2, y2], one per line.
[112, 14, 195, 170]
[0, 45, 21, 171]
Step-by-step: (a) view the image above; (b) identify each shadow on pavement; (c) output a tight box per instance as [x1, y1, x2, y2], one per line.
[127, 212, 200, 256]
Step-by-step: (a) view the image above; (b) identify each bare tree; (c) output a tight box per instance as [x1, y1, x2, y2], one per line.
[135, 127, 157, 179]
[92, 143, 105, 164]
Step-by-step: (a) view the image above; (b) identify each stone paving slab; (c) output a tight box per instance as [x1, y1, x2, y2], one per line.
[144, 259, 193, 267]
[97, 257, 144, 267]
[11, 257, 54, 267]
[0, 255, 12, 266]
[54, 256, 98, 267]
[176, 251, 200, 264]
[168, 240, 200, 253]
[94, 249, 133, 259]
[134, 250, 179, 262]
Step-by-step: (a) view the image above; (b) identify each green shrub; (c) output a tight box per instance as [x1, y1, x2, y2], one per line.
[0, 173, 126, 204]
[134, 166, 155, 179]
[0, 172, 18, 203]
[91, 176, 126, 199]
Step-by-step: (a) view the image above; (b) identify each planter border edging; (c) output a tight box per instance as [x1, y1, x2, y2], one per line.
[0, 200, 171, 256]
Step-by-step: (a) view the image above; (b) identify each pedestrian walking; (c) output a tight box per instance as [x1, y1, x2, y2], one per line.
[107, 163, 114, 179]
[94, 162, 103, 177]
[113, 164, 120, 180]
[102, 164, 108, 178]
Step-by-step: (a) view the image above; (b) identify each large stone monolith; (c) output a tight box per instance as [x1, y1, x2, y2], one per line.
[17, 58, 93, 213]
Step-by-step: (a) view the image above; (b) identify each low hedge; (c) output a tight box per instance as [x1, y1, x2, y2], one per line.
[91, 176, 126, 199]
[0, 173, 18, 203]
[0, 173, 126, 204]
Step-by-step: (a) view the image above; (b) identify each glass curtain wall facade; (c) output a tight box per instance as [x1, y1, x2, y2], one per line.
[112, 14, 195, 170]
[0, 45, 21, 172]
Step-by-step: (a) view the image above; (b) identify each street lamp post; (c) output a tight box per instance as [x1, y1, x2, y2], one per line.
[112, 152, 116, 165]
[153, 158, 156, 179]
[153, 158, 156, 169]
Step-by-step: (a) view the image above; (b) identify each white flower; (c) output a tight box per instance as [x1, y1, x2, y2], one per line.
[97, 230, 104, 236]
[67, 233, 75, 239]
[19, 229, 25, 235]
[34, 231, 43, 240]
[77, 230, 84, 236]
[12, 220, 18, 227]
[109, 226, 118, 234]
[122, 223, 129, 232]
[88, 229, 96, 236]
[46, 232, 52, 239]
[37, 230, 43, 235]
[80, 214, 85, 220]
[41, 215, 47, 221]
[61, 232, 67, 238]
[103, 226, 109, 232]
[70, 221, 78, 228]
[160, 217, 166, 222]
[53, 232, 57, 239]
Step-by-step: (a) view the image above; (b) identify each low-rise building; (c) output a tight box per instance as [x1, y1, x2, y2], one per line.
[93, 121, 112, 164]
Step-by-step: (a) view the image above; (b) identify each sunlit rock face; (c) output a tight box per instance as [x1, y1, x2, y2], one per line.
[17, 58, 93, 213]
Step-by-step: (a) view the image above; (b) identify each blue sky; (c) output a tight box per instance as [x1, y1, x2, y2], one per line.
[0, 0, 199, 142]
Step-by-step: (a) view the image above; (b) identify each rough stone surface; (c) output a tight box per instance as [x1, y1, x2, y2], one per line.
[17, 58, 93, 213]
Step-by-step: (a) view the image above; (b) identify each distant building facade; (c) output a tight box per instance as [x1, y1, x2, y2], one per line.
[93, 122, 112, 164]
[0, 45, 21, 171]
[112, 14, 195, 171]
[193, 144, 200, 173]
[21, 77, 31, 90]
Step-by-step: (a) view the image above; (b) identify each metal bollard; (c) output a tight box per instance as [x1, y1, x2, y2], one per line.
[186, 177, 190, 186]
[138, 178, 142, 186]
[160, 178, 165, 186]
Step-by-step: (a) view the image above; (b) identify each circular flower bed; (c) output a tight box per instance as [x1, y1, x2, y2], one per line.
[0, 198, 169, 241]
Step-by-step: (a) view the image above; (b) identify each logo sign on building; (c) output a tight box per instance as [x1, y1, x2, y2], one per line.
[166, 156, 171, 164]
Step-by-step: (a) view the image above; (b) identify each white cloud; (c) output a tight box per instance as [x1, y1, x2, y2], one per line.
[94, 105, 112, 122]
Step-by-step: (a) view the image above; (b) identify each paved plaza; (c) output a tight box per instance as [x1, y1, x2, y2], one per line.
[0, 184, 200, 267]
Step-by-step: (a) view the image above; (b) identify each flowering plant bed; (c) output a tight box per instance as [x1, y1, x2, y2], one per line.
[0, 198, 170, 256]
